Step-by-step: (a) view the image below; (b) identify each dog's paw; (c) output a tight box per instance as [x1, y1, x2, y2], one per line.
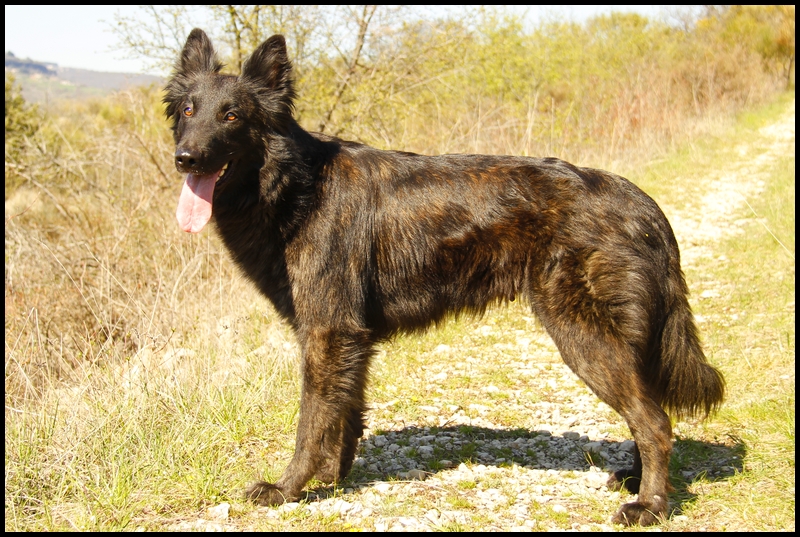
[611, 497, 667, 526]
[606, 468, 641, 493]
[244, 481, 295, 506]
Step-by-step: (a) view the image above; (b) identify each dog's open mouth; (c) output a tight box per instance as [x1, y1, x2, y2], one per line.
[175, 160, 234, 233]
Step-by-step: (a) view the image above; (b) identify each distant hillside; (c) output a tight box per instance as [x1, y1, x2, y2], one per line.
[5, 52, 163, 103]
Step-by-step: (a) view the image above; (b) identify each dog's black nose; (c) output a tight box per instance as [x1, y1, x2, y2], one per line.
[175, 149, 201, 172]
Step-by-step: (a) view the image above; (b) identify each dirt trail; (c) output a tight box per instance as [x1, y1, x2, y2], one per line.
[667, 102, 795, 268]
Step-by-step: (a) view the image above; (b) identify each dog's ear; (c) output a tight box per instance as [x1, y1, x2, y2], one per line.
[241, 35, 293, 93]
[241, 35, 296, 128]
[178, 28, 223, 75]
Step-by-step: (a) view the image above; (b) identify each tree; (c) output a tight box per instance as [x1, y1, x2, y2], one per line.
[109, 5, 464, 145]
[699, 5, 795, 89]
[111, 5, 196, 74]
[5, 74, 39, 159]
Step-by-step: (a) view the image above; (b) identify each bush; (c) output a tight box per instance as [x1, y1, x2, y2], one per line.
[5, 74, 41, 193]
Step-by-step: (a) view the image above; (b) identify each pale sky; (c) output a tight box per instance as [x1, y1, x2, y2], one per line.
[5, 5, 682, 76]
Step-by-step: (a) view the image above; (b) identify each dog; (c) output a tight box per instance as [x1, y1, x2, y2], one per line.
[164, 29, 724, 526]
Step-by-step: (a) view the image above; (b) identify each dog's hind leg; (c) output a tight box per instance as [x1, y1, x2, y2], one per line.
[549, 333, 673, 526]
[245, 327, 371, 505]
[530, 246, 677, 525]
[605, 393, 673, 526]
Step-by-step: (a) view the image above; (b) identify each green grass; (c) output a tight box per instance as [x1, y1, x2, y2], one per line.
[695, 163, 794, 528]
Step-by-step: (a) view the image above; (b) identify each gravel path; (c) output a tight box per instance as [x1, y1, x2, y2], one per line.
[174, 104, 795, 531]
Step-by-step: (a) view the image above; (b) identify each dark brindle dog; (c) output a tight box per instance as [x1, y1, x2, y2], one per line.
[165, 29, 724, 526]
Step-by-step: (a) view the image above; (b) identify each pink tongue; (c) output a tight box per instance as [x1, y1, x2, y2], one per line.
[176, 172, 220, 233]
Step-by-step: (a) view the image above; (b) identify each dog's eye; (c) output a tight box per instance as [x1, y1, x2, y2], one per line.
[183, 106, 193, 117]
[225, 112, 237, 122]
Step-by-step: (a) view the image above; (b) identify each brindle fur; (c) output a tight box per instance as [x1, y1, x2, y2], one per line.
[164, 29, 725, 526]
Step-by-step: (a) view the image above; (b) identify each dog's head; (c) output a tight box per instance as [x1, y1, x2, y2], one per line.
[164, 29, 296, 232]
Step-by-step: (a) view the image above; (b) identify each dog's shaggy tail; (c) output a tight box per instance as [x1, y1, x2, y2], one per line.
[657, 288, 725, 419]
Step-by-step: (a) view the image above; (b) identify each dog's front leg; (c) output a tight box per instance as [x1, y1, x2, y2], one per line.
[246, 327, 371, 505]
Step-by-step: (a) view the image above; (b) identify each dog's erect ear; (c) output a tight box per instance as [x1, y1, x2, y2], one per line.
[240, 35, 296, 129]
[241, 35, 293, 93]
[178, 28, 223, 75]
